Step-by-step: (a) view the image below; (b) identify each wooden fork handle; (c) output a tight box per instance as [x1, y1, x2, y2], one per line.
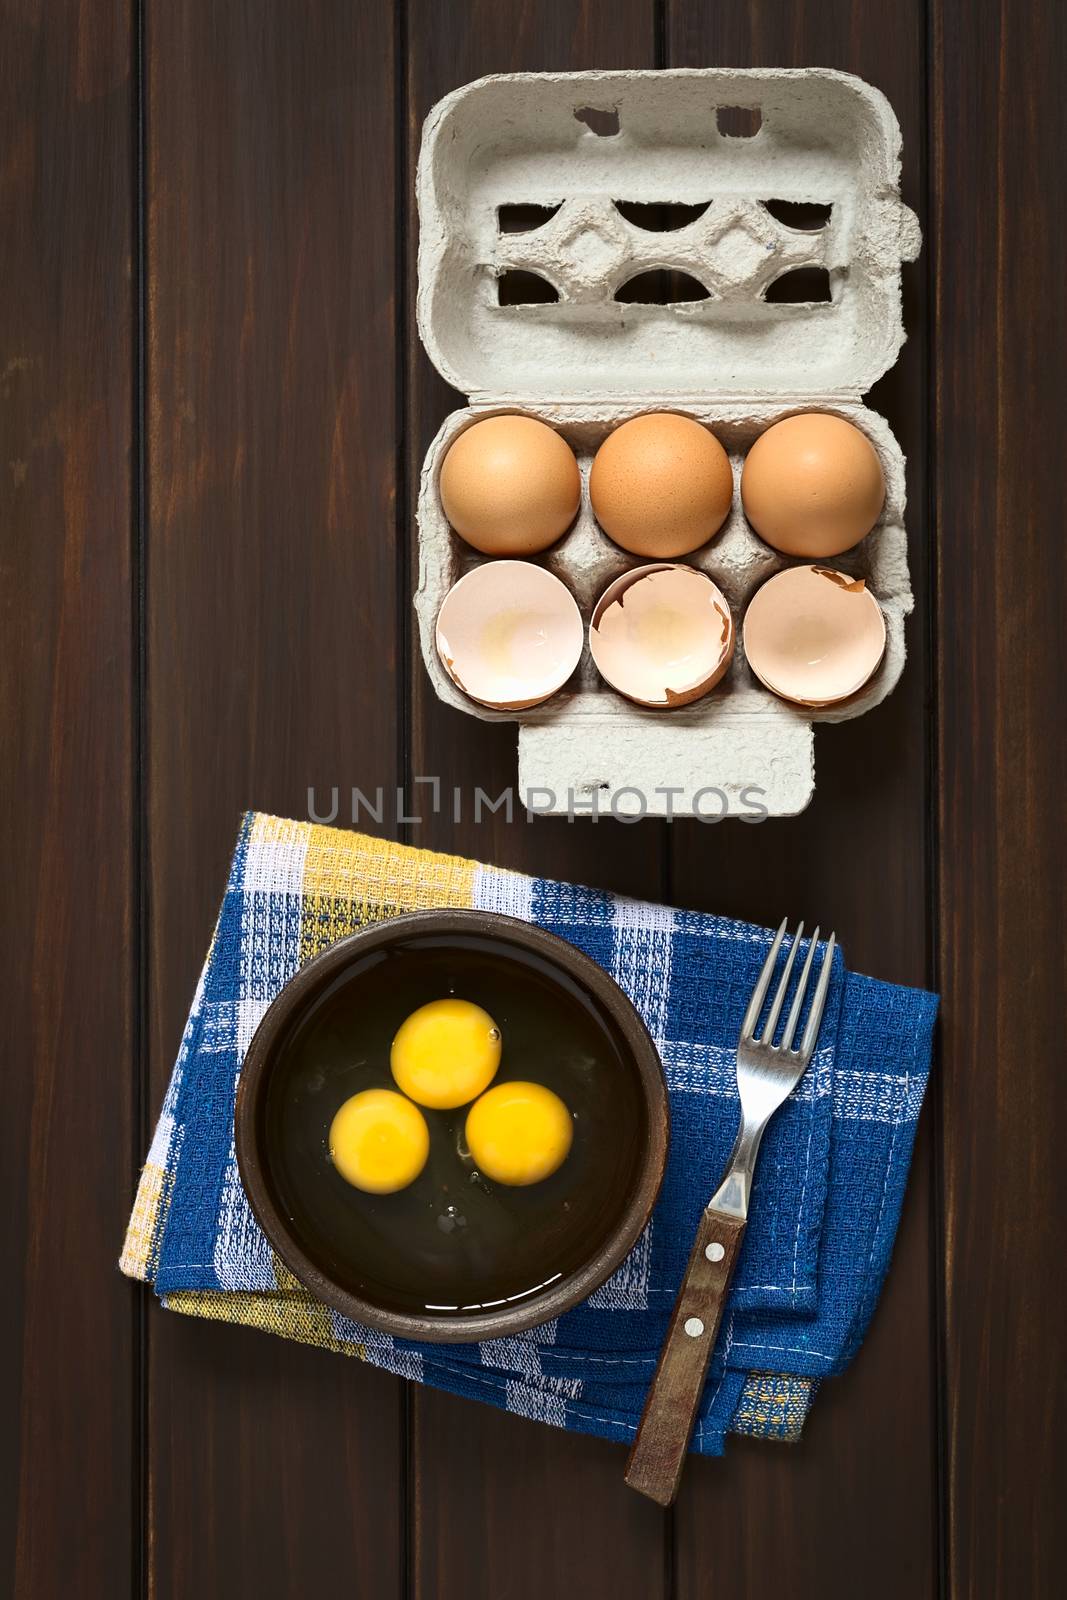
[624, 1207, 747, 1506]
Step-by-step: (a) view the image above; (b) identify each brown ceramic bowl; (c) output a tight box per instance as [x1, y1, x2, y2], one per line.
[235, 909, 669, 1343]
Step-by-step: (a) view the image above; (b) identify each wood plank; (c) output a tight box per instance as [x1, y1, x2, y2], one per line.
[0, 4, 136, 1595]
[932, 3, 1067, 1594]
[404, 5, 671, 1595]
[665, 5, 938, 1596]
[145, 3, 404, 1595]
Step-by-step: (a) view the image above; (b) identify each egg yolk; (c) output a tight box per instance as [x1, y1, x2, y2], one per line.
[390, 998, 501, 1110]
[465, 1080, 573, 1186]
[328, 1089, 429, 1194]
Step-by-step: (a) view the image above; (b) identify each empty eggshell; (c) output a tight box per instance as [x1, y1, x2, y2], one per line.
[589, 564, 735, 709]
[439, 413, 581, 556]
[436, 560, 584, 711]
[742, 564, 887, 707]
[589, 412, 734, 559]
[740, 412, 885, 559]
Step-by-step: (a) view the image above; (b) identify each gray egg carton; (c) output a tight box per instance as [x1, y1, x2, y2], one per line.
[414, 69, 920, 818]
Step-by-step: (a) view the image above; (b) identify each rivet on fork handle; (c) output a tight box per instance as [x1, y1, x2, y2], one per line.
[623, 1206, 747, 1507]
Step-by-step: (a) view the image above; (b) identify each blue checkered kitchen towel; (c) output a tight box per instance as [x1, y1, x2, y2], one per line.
[121, 814, 938, 1455]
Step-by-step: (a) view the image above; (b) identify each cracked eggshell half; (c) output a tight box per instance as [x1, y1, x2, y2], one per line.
[589, 563, 735, 710]
[742, 563, 887, 707]
[435, 559, 584, 711]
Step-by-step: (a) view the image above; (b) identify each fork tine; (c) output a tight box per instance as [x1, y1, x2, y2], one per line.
[740, 918, 788, 1040]
[799, 932, 836, 1061]
[759, 921, 803, 1044]
[779, 926, 819, 1052]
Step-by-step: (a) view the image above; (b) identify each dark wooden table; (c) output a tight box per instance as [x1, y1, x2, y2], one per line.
[3, 3, 1064, 1596]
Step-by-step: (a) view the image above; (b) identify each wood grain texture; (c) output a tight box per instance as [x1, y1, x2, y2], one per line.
[9, 1, 1067, 1594]
[144, 3, 403, 1595]
[933, 3, 1067, 1594]
[403, 5, 672, 1596]
[0, 4, 136, 1597]
[626, 1210, 747, 1506]
[664, 4, 937, 1596]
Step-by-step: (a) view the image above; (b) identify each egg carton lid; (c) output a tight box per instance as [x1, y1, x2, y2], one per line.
[416, 68, 920, 406]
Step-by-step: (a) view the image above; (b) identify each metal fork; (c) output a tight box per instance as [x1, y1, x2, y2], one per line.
[625, 919, 836, 1505]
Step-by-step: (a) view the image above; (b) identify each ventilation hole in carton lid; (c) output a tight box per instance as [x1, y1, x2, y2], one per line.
[761, 199, 834, 231]
[763, 266, 833, 304]
[716, 105, 762, 138]
[498, 202, 563, 234]
[497, 270, 560, 306]
[613, 200, 711, 232]
[574, 105, 620, 137]
[614, 270, 710, 305]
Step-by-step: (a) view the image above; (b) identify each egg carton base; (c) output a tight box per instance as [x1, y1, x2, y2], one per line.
[415, 399, 910, 820]
[518, 709, 814, 819]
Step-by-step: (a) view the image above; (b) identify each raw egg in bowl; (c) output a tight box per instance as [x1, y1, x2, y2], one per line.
[235, 911, 668, 1342]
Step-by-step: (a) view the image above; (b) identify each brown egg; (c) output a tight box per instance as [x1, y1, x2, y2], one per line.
[742, 564, 886, 707]
[589, 413, 733, 559]
[740, 412, 885, 558]
[439, 414, 581, 556]
[589, 564, 735, 708]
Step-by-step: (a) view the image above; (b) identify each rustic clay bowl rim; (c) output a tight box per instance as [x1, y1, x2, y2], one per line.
[235, 908, 670, 1344]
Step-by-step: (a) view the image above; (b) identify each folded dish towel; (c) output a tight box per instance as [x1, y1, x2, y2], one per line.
[122, 813, 937, 1455]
